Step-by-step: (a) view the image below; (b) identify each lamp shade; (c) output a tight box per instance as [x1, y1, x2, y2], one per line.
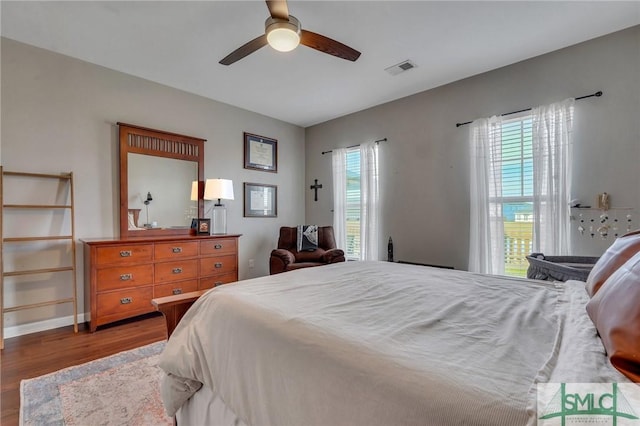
[190, 181, 199, 201]
[204, 179, 234, 201]
[265, 16, 301, 52]
[267, 28, 300, 52]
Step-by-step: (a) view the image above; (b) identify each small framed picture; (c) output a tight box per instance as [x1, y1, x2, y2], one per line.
[196, 218, 210, 235]
[244, 182, 277, 217]
[244, 132, 277, 173]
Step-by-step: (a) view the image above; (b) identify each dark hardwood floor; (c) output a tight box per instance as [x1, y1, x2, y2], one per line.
[0, 313, 167, 426]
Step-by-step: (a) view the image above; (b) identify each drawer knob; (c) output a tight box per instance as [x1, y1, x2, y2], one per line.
[214, 244, 223, 249]
[172, 288, 183, 295]
[120, 250, 132, 257]
[214, 262, 223, 268]
[214, 281, 223, 287]
[172, 247, 182, 253]
[120, 273, 133, 281]
[172, 267, 183, 274]
[120, 297, 133, 304]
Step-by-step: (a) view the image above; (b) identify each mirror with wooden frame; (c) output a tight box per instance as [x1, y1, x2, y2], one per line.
[118, 122, 205, 238]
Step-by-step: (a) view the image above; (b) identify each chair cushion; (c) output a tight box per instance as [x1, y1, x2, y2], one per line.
[585, 229, 640, 297]
[295, 248, 327, 263]
[586, 251, 640, 382]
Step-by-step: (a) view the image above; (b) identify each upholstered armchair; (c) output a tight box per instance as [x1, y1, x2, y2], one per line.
[269, 226, 346, 275]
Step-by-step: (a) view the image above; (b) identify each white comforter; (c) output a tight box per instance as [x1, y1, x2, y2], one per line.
[159, 261, 627, 426]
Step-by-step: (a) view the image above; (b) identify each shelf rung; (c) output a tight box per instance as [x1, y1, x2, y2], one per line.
[3, 266, 74, 277]
[2, 171, 72, 180]
[3, 204, 71, 209]
[3, 236, 73, 242]
[3, 298, 75, 313]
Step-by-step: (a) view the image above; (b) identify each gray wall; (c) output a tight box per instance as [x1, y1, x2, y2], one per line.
[305, 26, 640, 270]
[1, 38, 305, 334]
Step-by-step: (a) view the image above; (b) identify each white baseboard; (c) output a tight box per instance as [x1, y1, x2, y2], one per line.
[4, 313, 88, 339]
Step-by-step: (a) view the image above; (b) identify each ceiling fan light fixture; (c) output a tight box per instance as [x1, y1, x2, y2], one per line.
[265, 16, 301, 52]
[219, 2, 360, 66]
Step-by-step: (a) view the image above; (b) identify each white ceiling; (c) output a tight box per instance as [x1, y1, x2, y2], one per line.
[2, 1, 639, 127]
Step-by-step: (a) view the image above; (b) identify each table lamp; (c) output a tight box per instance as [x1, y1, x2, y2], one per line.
[204, 178, 234, 234]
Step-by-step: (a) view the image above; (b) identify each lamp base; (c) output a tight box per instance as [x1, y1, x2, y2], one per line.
[211, 205, 227, 235]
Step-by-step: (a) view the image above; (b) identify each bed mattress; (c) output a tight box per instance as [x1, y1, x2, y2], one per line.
[159, 261, 628, 425]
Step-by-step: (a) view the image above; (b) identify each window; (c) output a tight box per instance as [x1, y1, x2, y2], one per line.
[500, 117, 533, 276]
[332, 142, 380, 261]
[345, 148, 361, 260]
[469, 99, 574, 276]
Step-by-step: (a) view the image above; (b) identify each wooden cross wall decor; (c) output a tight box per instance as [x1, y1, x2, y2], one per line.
[310, 179, 323, 202]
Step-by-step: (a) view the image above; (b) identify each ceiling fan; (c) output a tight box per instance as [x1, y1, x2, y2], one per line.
[219, 0, 361, 66]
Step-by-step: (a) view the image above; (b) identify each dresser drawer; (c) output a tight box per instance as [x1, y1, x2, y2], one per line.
[96, 264, 153, 292]
[155, 259, 198, 283]
[155, 241, 199, 260]
[199, 272, 238, 290]
[201, 239, 237, 256]
[155, 279, 199, 298]
[96, 286, 153, 319]
[96, 244, 153, 265]
[200, 254, 237, 276]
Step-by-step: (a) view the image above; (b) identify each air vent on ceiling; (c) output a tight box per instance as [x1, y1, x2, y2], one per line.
[385, 60, 417, 76]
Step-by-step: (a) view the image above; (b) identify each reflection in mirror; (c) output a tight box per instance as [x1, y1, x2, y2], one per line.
[128, 153, 198, 229]
[118, 122, 205, 238]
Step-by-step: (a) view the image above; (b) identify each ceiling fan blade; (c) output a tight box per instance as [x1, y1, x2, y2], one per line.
[300, 30, 361, 62]
[219, 34, 268, 65]
[265, 0, 289, 20]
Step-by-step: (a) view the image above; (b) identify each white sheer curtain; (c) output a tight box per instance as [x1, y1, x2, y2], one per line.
[469, 98, 575, 274]
[359, 142, 379, 260]
[469, 116, 504, 274]
[531, 98, 575, 255]
[332, 148, 348, 252]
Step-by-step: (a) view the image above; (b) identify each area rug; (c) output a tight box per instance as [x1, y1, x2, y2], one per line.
[20, 340, 172, 426]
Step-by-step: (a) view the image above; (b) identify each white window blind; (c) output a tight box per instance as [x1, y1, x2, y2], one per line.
[501, 118, 533, 199]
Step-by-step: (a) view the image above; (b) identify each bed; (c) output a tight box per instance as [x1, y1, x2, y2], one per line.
[157, 257, 638, 426]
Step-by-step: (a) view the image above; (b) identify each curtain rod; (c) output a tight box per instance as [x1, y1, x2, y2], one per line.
[321, 138, 388, 155]
[455, 91, 602, 128]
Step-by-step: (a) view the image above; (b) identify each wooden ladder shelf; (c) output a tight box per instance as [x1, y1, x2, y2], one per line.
[0, 168, 78, 349]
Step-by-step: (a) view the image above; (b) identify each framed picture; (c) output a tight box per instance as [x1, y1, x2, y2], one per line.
[244, 183, 277, 217]
[244, 132, 277, 173]
[195, 218, 211, 235]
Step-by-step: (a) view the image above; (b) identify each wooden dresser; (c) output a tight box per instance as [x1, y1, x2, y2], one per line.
[83, 234, 240, 332]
